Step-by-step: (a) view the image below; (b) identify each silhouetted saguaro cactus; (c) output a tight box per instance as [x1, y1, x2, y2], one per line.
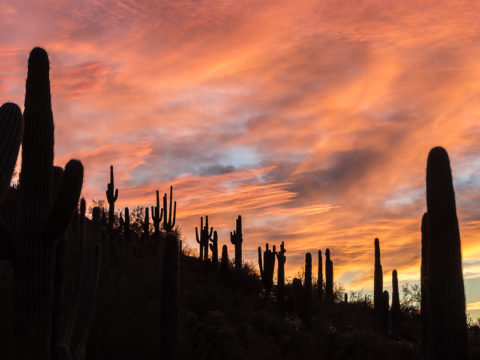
[304, 252, 312, 325]
[209, 230, 218, 268]
[230, 215, 243, 270]
[292, 278, 303, 318]
[381, 290, 389, 334]
[220, 244, 229, 279]
[391, 269, 400, 330]
[374, 238, 383, 316]
[160, 231, 179, 360]
[425, 147, 467, 359]
[124, 207, 130, 237]
[195, 216, 213, 261]
[12, 47, 83, 360]
[421, 212, 428, 359]
[325, 248, 333, 300]
[151, 190, 163, 240]
[162, 185, 176, 232]
[276, 241, 286, 308]
[0, 102, 23, 202]
[344, 293, 348, 303]
[318, 250, 323, 301]
[105, 165, 118, 234]
[258, 243, 276, 296]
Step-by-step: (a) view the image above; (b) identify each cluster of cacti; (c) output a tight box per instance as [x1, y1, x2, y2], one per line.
[258, 243, 276, 295]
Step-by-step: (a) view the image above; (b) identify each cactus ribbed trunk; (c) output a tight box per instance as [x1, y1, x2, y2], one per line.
[391, 270, 400, 330]
[421, 212, 428, 359]
[230, 215, 243, 270]
[374, 238, 383, 316]
[425, 147, 467, 359]
[160, 232, 179, 360]
[317, 250, 323, 301]
[325, 249, 333, 301]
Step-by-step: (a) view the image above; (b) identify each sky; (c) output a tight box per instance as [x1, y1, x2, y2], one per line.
[2, 0, 480, 316]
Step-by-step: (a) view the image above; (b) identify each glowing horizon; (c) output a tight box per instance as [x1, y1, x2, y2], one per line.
[2, 0, 480, 315]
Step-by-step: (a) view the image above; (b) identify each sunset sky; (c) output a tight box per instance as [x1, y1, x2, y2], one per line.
[2, 0, 480, 316]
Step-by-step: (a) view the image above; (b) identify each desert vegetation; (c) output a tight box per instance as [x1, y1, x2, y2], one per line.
[1, 47, 480, 359]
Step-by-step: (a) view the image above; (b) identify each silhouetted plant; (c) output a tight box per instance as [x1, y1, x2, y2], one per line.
[344, 293, 348, 303]
[195, 216, 213, 261]
[325, 248, 334, 301]
[162, 185, 176, 232]
[276, 241, 286, 309]
[304, 252, 312, 322]
[381, 290, 389, 334]
[421, 212, 428, 359]
[106, 165, 118, 234]
[160, 231, 179, 360]
[317, 250, 323, 301]
[258, 243, 276, 295]
[425, 147, 467, 359]
[391, 270, 400, 330]
[0, 48, 86, 360]
[0, 102, 22, 203]
[151, 190, 163, 240]
[230, 215, 243, 270]
[209, 230, 218, 269]
[220, 244, 229, 280]
[374, 238, 383, 316]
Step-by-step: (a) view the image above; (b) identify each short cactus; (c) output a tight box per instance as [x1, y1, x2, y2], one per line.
[391, 270, 400, 330]
[105, 165, 118, 234]
[381, 290, 389, 334]
[318, 250, 323, 301]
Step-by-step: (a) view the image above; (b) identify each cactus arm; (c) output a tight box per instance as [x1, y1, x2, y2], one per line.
[0, 102, 23, 201]
[195, 227, 200, 244]
[42, 160, 83, 243]
[168, 185, 173, 226]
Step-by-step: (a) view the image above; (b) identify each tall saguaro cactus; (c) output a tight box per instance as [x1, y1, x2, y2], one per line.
[318, 250, 323, 301]
[12, 48, 84, 360]
[162, 185, 176, 232]
[151, 190, 163, 240]
[325, 248, 333, 300]
[374, 238, 383, 315]
[425, 147, 467, 359]
[0, 102, 23, 202]
[276, 241, 286, 308]
[195, 216, 213, 261]
[230, 215, 243, 270]
[105, 165, 118, 233]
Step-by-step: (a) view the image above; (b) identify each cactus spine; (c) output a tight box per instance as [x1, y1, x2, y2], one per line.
[391, 270, 400, 330]
[374, 238, 383, 315]
[318, 250, 323, 301]
[325, 248, 333, 300]
[105, 165, 118, 234]
[425, 147, 467, 359]
[276, 241, 286, 308]
[230, 215, 243, 270]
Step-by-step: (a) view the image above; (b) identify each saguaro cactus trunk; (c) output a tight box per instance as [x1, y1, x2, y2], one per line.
[425, 147, 467, 359]
[230, 215, 243, 270]
[374, 238, 383, 316]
